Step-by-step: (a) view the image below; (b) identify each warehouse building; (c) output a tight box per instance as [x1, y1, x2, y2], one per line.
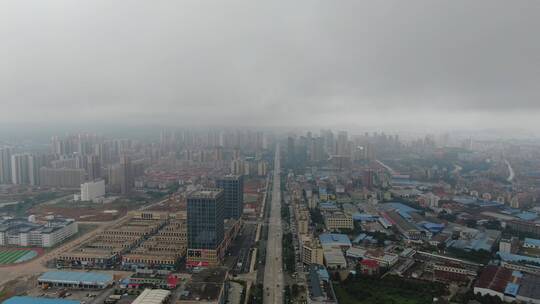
[318, 233, 351, 249]
[132, 289, 171, 304]
[57, 215, 164, 269]
[3, 296, 80, 304]
[122, 218, 187, 270]
[38, 271, 113, 289]
[474, 265, 540, 303]
[0, 217, 78, 248]
[323, 247, 347, 269]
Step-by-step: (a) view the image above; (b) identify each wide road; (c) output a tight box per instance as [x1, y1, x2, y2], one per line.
[505, 159, 515, 182]
[263, 145, 284, 304]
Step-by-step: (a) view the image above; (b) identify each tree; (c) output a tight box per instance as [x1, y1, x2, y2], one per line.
[291, 284, 300, 298]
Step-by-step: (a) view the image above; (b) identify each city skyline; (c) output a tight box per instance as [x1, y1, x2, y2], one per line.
[2, 2, 540, 304]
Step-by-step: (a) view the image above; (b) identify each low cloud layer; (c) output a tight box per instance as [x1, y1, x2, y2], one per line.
[1, 0, 539, 131]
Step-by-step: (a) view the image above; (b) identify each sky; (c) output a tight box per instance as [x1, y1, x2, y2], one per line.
[1, 0, 539, 132]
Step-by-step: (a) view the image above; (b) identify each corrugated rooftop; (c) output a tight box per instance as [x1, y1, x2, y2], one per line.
[2, 296, 80, 304]
[38, 271, 113, 285]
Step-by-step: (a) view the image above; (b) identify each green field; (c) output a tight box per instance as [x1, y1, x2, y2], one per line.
[0, 249, 32, 265]
[334, 274, 447, 304]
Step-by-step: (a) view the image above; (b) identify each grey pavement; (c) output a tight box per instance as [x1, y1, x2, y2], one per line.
[263, 145, 284, 304]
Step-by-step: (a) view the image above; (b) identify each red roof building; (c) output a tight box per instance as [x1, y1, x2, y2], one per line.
[360, 259, 379, 275]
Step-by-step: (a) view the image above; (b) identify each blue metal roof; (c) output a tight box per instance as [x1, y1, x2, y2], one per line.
[498, 252, 540, 264]
[38, 271, 113, 285]
[352, 213, 378, 222]
[421, 222, 445, 233]
[380, 202, 417, 216]
[3, 296, 80, 304]
[524, 237, 540, 247]
[512, 271, 523, 278]
[517, 212, 537, 221]
[504, 282, 520, 296]
[309, 269, 323, 298]
[319, 233, 351, 247]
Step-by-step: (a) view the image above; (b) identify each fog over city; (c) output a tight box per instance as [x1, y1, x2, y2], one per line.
[2, 0, 540, 132]
[6, 2, 540, 304]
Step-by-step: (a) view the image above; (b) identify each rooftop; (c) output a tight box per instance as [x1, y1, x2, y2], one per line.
[188, 189, 223, 199]
[38, 271, 113, 285]
[524, 238, 540, 247]
[319, 234, 351, 247]
[379, 202, 418, 216]
[385, 210, 419, 232]
[519, 274, 540, 300]
[308, 265, 335, 302]
[323, 247, 347, 266]
[475, 265, 513, 293]
[2, 297, 80, 304]
[132, 289, 171, 304]
[218, 175, 241, 181]
[497, 251, 540, 265]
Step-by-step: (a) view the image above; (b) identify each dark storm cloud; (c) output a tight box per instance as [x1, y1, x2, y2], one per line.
[1, 0, 539, 129]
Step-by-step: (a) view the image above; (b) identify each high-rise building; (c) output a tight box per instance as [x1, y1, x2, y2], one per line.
[81, 179, 106, 202]
[187, 189, 224, 267]
[11, 154, 30, 185]
[230, 159, 244, 175]
[322, 129, 335, 155]
[51, 157, 78, 169]
[337, 131, 349, 156]
[9, 153, 44, 186]
[287, 136, 295, 167]
[217, 175, 244, 220]
[309, 137, 325, 162]
[0, 147, 12, 184]
[39, 167, 85, 188]
[120, 155, 132, 195]
[257, 161, 268, 176]
[362, 169, 375, 189]
[86, 155, 102, 180]
[27, 154, 44, 186]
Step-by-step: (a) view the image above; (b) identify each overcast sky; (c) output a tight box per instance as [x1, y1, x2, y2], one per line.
[1, 0, 539, 132]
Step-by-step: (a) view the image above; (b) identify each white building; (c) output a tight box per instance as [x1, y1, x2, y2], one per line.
[419, 192, 440, 208]
[132, 289, 171, 304]
[0, 147, 12, 184]
[11, 154, 30, 185]
[345, 247, 399, 267]
[81, 180, 106, 202]
[0, 218, 78, 248]
[499, 238, 513, 253]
